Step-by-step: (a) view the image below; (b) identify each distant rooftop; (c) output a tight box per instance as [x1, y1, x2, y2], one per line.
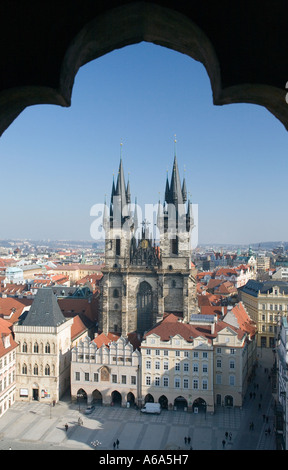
[239, 279, 288, 297]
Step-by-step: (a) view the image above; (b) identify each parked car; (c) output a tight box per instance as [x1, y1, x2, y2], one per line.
[84, 405, 95, 414]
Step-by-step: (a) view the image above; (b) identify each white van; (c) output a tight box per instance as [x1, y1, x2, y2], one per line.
[140, 403, 161, 414]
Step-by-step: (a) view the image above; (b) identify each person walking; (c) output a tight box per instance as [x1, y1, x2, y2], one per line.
[222, 439, 226, 449]
[65, 423, 68, 432]
[116, 439, 119, 449]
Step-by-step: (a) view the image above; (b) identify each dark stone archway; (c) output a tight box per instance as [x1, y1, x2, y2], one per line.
[0, 1, 287, 136]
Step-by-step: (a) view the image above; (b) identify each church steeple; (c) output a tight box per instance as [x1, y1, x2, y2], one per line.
[164, 138, 186, 207]
[169, 155, 183, 205]
[111, 144, 129, 223]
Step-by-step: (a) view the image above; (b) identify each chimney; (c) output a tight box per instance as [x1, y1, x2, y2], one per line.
[211, 315, 217, 335]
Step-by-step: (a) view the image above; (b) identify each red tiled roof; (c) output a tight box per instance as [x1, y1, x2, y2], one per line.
[215, 281, 238, 295]
[71, 315, 88, 341]
[58, 297, 99, 322]
[92, 332, 120, 348]
[0, 297, 32, 323]
[143, 313, 214, 343]
[200, 305, 227, 316]
[230, 302, 257, 337]
[0, 317, 18, 357]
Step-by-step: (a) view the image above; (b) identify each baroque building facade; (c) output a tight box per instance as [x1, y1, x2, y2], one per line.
[239, 280, 288, 347]
[70, 302, 257, 410]
[99, 152, 198, 338]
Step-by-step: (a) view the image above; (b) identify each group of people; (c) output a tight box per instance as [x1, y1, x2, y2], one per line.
[113, 439, 120, 449]
[222, 431, 232, 448]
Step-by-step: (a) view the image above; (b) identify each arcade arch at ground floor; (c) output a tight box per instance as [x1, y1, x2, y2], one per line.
[72, 386, 243, 412]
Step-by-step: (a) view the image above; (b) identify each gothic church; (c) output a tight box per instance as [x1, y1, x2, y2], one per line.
[99, 149, 198, 337]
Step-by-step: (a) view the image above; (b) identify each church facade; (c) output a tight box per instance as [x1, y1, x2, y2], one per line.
[99, 151, 198, 338]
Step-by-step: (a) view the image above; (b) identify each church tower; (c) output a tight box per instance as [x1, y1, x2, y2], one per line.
[99, 144, 198, 338]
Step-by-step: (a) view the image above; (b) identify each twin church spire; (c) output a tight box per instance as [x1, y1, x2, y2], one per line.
[106, 140, 192, 234]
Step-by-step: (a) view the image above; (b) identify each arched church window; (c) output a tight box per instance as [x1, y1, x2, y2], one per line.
[22, 363, 27, 374]
[33, 364, 38, 375]
[137, 281, 153, 335]
[34, 342, 39, 353]
[22, 342, 27, 353]
[45, 343, 50, 354]
[171, 235, 179, 255]
[45, 364, 50, 376]
[113, 289, 119, 298]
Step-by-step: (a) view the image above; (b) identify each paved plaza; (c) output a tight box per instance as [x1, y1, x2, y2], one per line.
[0, 348, 278, 451]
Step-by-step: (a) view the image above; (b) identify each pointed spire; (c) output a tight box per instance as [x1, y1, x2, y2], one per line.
[182, 177, 187, 203]
[134, 197, 139, 231]
[115, 143, 128, 218]
[126, 175, 131, 204]
[170, 154, 183, 205]
[174, 134, 177, 157]
[186, 199, 194, 231]
[165, 173, 170, 203]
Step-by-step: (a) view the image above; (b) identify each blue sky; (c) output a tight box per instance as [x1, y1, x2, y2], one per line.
[0, 42, 287, 246]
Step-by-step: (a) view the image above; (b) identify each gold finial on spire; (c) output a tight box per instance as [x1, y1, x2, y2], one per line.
[174, 134, 177, 157]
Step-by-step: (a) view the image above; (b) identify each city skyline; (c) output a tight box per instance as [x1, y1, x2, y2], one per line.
[0, 43, 287, 245]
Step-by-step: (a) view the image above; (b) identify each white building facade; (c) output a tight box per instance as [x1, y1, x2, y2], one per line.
[71, 335, 141, 407]
[0, 318, 17, 417]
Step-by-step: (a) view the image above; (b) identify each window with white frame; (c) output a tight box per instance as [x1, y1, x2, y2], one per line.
[202, 379, 208, 390]
[183, 378, 189, 389]
[175, 378, 180, 388]
[145, 375, 151, 386]
[163, 376, 169, 387]
[155, 361, 160, 370]
[193, 379, 198, 389]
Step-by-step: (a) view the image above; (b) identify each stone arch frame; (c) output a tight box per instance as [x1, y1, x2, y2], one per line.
[0, 2, 287, 137]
